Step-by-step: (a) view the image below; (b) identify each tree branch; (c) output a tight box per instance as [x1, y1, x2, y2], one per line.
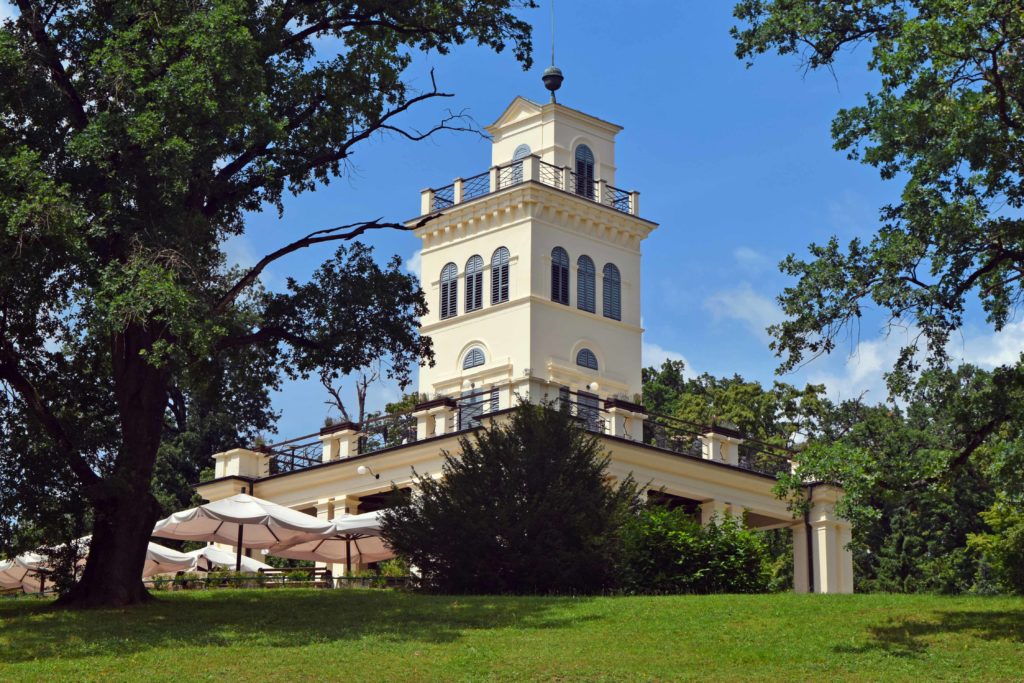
[14, 0, 89, 130]
[211, 212, 438, 317]
[0, 334, 101, 487]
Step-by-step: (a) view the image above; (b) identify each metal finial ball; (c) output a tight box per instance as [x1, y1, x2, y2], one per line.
[542, 65, 564, 93]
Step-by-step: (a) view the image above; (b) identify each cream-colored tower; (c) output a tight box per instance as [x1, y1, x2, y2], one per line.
[410, 96, 657, 408]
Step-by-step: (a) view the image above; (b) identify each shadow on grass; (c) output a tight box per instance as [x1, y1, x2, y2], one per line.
[0, 589, 598, 664]
[835, 609, 1024, 659]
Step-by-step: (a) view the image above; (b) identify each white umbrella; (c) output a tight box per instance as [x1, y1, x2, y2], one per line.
[153, 493, 334, 571]
[142, 542, 197, 577]
[268, 511, 395, 574]
[0, 552, 47, 593]
[184, 544, 273, 573]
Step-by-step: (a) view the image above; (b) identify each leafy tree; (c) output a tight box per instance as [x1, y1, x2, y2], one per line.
[0, 1, 533, 607]
[380, 402, 639, 594]
[731, 1, 1024, 445]
[618, 507, 773, 594]
[642, 360, 825, 448]
[969, 496, 1024, 595]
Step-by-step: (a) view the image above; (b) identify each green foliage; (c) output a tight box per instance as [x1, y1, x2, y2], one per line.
[0, 1, 534, 604]
[381, 401, 640, 594]
[642, 359, 825, 448]
[969, 497, 1024, 595]
[732, 2, 1024, 392]
[618, 507, 772, 594]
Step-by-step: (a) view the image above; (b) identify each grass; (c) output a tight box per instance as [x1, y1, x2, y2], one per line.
[1, 590, 1022, 682]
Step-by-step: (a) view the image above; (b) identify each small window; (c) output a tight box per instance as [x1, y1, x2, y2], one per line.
[440, 262, 458, 319]
[463, 347, 485, 369]
[603, 263, 621, 321]
[551, 247, 569, 305]
[574, 145, 595, 198]
[491, 247, 510, 304]
[510, 144, 531, 184]
[577, 255, 595, 313]
[576, 348, 599, 370]
[465, 255, 484, 312]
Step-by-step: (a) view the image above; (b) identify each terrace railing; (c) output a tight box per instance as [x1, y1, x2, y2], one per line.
[425, 155, 640, 217]
[257, 390, 792, 479]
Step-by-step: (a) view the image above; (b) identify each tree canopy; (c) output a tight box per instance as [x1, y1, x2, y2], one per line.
[0, 0, 534, 606]
[732, 1, 1023, 394]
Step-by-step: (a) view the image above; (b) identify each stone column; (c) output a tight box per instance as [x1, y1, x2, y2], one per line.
[700, 500, 742, 526]
[314, 499, 339, 584]
[453, 177, 464, 204]
[629, 190, 640, 215]
[420, 188, 434, 214]
[489, 165, 500, 192]
[792, 485, 854, 594]
[524, 155, 540, 183]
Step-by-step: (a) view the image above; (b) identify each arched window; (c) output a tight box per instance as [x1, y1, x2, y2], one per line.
[603, 263, 621, 321]
[510, 144, 531, 184]
[491, 247, 510, 304]
[551, 247, 569, 305]
[577, 255, 595, 313]
[576, 348, 599, 370]
[574, 144, 595, 198]
[465, 255, 484, 312]
[440, 262, 458, 319]
[463, 347, 485, 369]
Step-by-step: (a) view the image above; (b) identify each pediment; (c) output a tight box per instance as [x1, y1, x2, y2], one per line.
[485, 96, 543, 133]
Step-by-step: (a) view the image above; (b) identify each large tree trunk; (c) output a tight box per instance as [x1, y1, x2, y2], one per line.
[57, 324, 168, 608]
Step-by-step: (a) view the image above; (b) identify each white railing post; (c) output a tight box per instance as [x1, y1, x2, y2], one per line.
[699, 425, 743, 466]
[560, 166, 571, 192]
[421, 188, 434, 214]
[453, 177, 464, 204]
[524, 155, 540, 183]
[489, 165, 500, 193]
[629, 190, 640, 215]
[597, 179, 608, 206]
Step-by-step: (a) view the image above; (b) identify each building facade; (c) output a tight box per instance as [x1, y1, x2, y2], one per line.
[197, 95, 854, 594]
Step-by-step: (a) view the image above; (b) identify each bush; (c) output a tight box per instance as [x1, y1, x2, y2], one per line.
[618, 507, 772, 594]
[381, 401, 639, 594]
[968, 498, 1024, 595]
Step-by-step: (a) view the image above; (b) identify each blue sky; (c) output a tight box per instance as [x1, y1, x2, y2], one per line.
[207, 1, 1024, 438]
[3, 2, 1019, 439]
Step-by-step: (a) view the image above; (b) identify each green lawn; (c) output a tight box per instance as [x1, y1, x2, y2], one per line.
[1, 590, 1022, 682]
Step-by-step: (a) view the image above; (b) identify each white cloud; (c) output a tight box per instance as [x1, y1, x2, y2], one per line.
[954, 321, 1024, 369]
[404, 249, 422, 280]
[704, 282, 784, 341]
[642, 341, 694, 376]
[807, 329, 910, 403]
[733, 246, 771, 272]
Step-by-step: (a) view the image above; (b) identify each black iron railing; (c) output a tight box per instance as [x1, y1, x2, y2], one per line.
[427, 155, 636, 215]
[462, 171, 490, 202]
[431, 183, 455, 211]
[265, 435, 322, 474]
[258, 391, 792, 479]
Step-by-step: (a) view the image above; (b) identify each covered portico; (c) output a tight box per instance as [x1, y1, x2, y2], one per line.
[196, 392, 854, 593]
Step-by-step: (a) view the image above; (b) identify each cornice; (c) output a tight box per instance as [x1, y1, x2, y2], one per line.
[410, 181, 657, 253]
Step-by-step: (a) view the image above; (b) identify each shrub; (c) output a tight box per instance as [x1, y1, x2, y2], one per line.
[618, 507, 772, 594]
[381, 401, 639, 594]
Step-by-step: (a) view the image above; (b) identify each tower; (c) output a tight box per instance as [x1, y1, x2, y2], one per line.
[410, 89, 657, 414]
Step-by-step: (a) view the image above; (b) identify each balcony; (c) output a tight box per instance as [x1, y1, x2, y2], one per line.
[422, 155, 640, 217]
[256, 391, 793, 479]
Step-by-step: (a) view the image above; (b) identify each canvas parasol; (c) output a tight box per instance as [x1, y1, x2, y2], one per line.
[268, 510, 394, 574]
[152, 493, 333, 571]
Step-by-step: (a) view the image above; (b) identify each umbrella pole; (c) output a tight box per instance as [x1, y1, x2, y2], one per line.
[346, 538, 352, 577]
[235, 526, 243, 572]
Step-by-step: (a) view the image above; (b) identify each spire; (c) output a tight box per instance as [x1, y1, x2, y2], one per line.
[542, 0, 563, 102]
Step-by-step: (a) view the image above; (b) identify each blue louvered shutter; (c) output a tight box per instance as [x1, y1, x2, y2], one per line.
[603, 263, 621, 321]
[577, 256, 595, 313]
